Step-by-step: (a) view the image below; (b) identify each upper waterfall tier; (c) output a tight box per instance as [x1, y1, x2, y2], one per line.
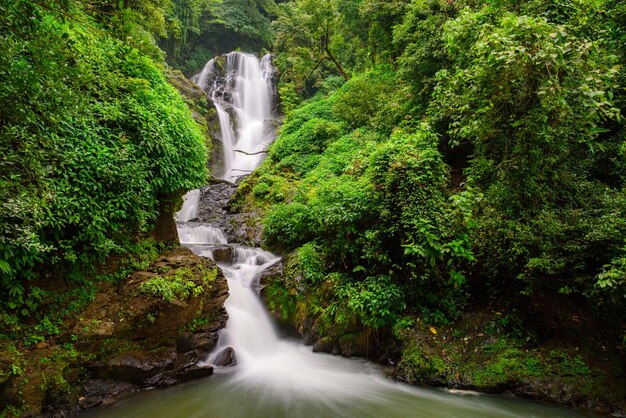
[193, 52, 276, 181]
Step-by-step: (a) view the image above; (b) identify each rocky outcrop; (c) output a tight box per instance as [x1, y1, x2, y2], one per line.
[258, 256, 392, 363]
[165, 68, 222, 178]
[177, 179, 264, 247]
[0, 247, 228, 417]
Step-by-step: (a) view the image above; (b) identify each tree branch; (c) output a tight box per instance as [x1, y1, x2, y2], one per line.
[234, 149, 269, 156]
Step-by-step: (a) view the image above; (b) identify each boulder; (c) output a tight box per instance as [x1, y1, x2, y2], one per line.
[212, 245, 233, 263]
[91, 349, 176, 386]
[214, 347, 237, 366]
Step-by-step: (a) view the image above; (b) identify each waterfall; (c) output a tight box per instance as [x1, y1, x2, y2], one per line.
[176, 225, 227, 245]
[193, 52, 275, 181]
[174, 190, 200, 222]
[99, 51, 584, 418]
[208, 247, 282, 364]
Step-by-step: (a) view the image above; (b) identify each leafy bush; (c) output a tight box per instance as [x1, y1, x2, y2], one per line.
[139, 268, 206, 302]
[271, 116, 348, 175]
[333, 70, 407, 134]
[336, 275, 405, 328]
[431, 8, 624, 296]
[263, 203, 314, 248]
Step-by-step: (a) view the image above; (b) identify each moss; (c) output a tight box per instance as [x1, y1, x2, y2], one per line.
[203, 267, 219, 285]
[546, 350, 590, 377]
[398, 340, 449, 384]
[471, 344, 543, 387]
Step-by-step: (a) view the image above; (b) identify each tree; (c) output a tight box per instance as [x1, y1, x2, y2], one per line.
[431, 8, 623, 291]
[273, 0, 350, 95]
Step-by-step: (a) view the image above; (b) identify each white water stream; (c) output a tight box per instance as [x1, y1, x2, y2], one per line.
[84, 234, 582, 417]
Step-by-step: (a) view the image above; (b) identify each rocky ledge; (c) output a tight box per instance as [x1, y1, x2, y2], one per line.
[0, 247, 228, 417]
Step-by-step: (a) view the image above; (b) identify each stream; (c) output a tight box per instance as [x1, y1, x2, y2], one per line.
[83, 52, 585, 417]
[82, 236, 584, 418]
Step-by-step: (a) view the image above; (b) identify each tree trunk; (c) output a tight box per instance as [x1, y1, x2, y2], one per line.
[153, 193, 183, 244]
[325, 46, 349, 81]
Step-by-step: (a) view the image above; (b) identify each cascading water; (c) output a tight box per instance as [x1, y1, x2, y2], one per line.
[174, 190, 200, 222]
[84, 229, 582, 417]
[82, 53, 583, 417]
[193, 52, 275, 181]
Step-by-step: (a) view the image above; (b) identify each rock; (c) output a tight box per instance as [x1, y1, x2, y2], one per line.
[176, 332, 218, 355]
[214, 347, 237, 366]
[176, 332, 196, 353]
[192, 333, 219, 354]
[173, 364, 214, 382]
[301, 318, 318, 346]
[79, 380, 140, 409]
[92, 349, 176, 386]
[338, 332, 372, 358]
[195, 181, 263, 246]
[212, 245, 233, 263]
[313, 336, 335, 353]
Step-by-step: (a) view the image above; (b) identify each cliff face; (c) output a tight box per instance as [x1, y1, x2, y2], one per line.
[0, 247, 228, 417]
[165, 68, 223, 179]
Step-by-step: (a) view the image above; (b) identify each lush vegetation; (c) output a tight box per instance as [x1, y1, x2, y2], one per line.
[240, 0, 626, 334]
[1, 0, 625, 413]
[159, 0, 278, 72]
[0, 0, 208, 342]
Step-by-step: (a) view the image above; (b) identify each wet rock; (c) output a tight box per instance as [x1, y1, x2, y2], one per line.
[338, 333, 372, 358]
[92, 350, 176, 386]
[176, 332, 219, 355]
[194, 181, 263, 246]
[212, 245, 233, 263]
[173, 364, 214, 382]
[313, 336, 335, 353]
[79, 380, 140, 410]
[214, 347, 237, 366]
[301, 318, 318, 346]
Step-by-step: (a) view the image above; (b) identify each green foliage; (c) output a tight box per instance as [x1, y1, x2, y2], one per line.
[264, 203, 314, 248]
[258, 0, 626, 337]
[269, 95, 349, 174]
[273, 0, 353, 96]
[219, 0, 276, 49]
[296, 243, 326, 283]
[429, 6, 625, 295]
[261, 79, 474, 327]
[333, 70, 408, 134]
[160, 0, 277, 72]
[394, 0, 458, 108]
[96, 239, 162, 284]
[336, 275, 405, 328]
[0, 0, 208, 311]
[594, 248, 626, 315]
[139, 267, 207, 302]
